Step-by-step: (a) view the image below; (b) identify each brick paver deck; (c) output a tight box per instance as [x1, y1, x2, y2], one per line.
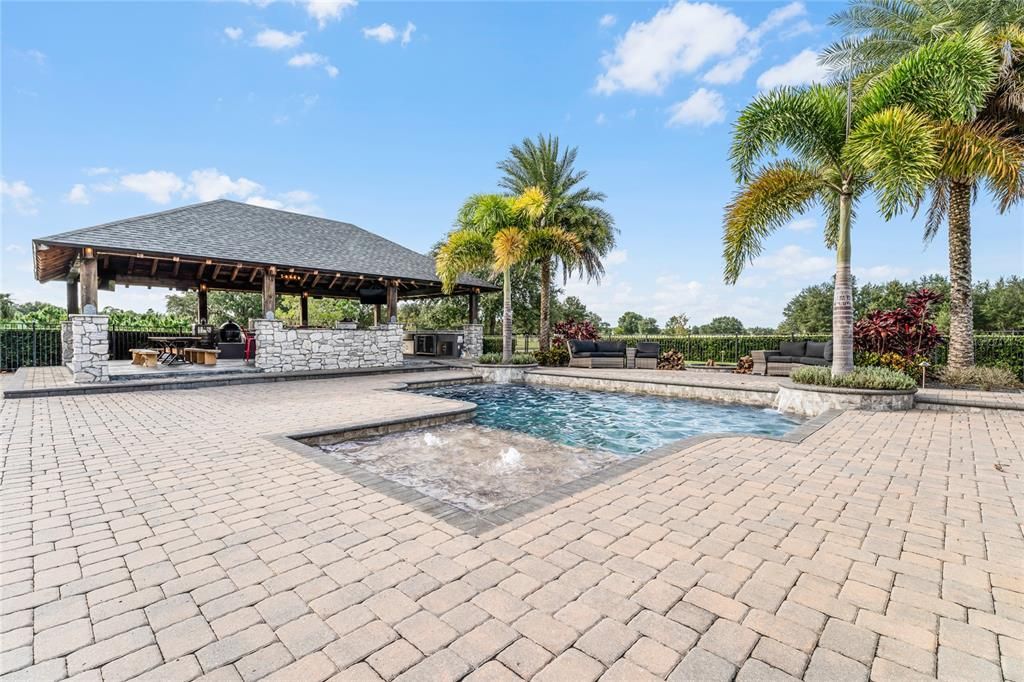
[2, 371, 1022, 681]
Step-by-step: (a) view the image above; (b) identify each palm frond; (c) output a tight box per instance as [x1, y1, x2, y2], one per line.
[922, 178, 949, 243]
[492, 228, 528, 272]
[847, 105, 941, 218]
[939, 120, 1024, 209]
[857, 30, 999, 123]
[730, 85, 847, 183]
[436, 230, 495, 294]
[722, 161, 825, 284]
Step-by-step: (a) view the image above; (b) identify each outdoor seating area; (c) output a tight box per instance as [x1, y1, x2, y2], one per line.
[752, 339, 833, 376]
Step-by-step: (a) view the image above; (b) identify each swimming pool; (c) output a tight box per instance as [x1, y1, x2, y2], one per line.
[415, 383, 803, 456]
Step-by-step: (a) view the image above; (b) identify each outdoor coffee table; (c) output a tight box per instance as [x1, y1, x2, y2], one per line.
[148, 336, 202, 365]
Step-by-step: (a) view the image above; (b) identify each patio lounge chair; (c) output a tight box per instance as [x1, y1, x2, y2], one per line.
[752, 340, 832, 376]
[635, 342, 660, 369]
[568, 340, 626, 368]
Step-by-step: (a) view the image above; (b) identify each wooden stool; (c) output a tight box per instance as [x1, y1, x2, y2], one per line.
[184, 348, 220, 366]
[129, 349, 159, 368]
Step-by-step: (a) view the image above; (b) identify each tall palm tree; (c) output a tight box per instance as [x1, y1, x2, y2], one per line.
[824, 0, 1024, 367]
[498, 135, 616, 352]
[437, 188, 580, 362]
[724, 33, 1002, 376]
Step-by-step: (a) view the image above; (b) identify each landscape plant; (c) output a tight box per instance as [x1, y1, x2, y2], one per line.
[498, 135, 616, 352]
[854, 288, 944, 361]
[938, 365, 1023, 391]
[826, 0, 1024, 369]
[791, 365, 918, 391]
[723, 32, 1004, 377]
[437, 188, 580, 362]
[476, 352, 536, 365]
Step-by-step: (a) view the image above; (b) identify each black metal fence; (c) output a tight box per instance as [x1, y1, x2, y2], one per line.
[1, 322, 192, 371]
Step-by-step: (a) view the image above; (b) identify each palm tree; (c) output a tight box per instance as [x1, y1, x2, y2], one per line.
[498, 135, 616, 352]
[824, 0, 1024, 367]
[724, 33, 1003, 376]
[436, 188, 581, 362]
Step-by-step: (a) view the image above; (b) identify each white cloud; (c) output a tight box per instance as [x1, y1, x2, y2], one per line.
[605, 249, 628, 265]
[65, 184, 90, 205]
[246, 190, 319, 214]
[6, 243, 25, 253]
[853, 265, 912, 281]
[288, 52, 327, 67]
[119, 171, 185, 204]
[186, 169, 262, 202]
[595, 1, 747, 95]
[401, 22, 416, 47]
[224, 27, 243, 41]
[286, 52, 337, 77]
[362, 23, 397, 43]
[595, 112, 607, 125]
[1, 179, 40, 215]
[666, 88, 726, 127]
[702, 51, 759, 84]
[19, 49, 47, 66]
[599, 14, 617, 28]
[253, 29, 305, 50]
[756, 48, 828, 89]
[84, 166, 113, 176]
[305, 0, 357, 29]
[786, 217, 816, 231]
[748, 1, 806, 42]
[750, 244, 831, 278]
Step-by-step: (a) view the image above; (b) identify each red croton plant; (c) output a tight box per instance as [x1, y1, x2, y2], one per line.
[854, 288, 944, 359]
[553, 319, 601, 342]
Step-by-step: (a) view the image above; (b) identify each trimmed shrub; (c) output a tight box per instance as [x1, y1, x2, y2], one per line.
[938, 366, 1023, 392]
[854, 288, 944, 359]
[856, 351, 928, 378]
[791, 366, 918, 391]
[534, 346, 568, 367]
[476, 352, 536, 365]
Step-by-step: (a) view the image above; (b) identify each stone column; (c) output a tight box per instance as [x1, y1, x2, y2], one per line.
[70, 314, 109, 383]
[463, 324, 484, 360]
[250, 318, 284, 371]
[61, 320, 74, 364]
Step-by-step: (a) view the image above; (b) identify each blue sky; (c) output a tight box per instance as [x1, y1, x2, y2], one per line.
[3, 0, 1021, 327]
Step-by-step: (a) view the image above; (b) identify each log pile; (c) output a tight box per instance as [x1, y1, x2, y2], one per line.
[734, 355, 754, 374]
[657, 349, 686, 370]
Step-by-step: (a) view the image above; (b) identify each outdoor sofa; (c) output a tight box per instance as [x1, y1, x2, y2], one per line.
[635, 342, 661, 369]
[752, 340, 832, 376]
[568, 340, 627, 368]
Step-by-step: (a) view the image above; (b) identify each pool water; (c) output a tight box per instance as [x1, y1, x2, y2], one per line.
[415, 383, 803, 456]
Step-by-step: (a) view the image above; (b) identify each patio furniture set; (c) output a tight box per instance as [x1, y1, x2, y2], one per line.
[567, 338, 834, 375]
[567, 340, 661, 369]
[130, 336, 221, 367]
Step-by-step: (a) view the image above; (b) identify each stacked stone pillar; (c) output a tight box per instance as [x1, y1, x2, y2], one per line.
[463, 324, 484, 360]
[70, 314, 110, 383]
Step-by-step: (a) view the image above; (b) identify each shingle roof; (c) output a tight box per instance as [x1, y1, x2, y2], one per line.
[34, 199, 493, 289]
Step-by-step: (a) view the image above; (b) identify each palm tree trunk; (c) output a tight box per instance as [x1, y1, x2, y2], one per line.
[502, 268, 513, 363]
[947, 180, 975, 369]
[831, 190, 855, 376]
[539, 258, 551, 352]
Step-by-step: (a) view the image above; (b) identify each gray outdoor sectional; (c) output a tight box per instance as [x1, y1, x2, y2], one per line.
[752, 340, 833, 376]
[567, 340, 627, 368]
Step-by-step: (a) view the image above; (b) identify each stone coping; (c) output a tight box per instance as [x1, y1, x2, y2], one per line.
[1, 362, 452, 400]
[916, 393, 1024, 411]
[779, 379, 918, 396]
[471, 363, 539, 369]
[529, 368, 779, 394]
[278, 376, 843, 535]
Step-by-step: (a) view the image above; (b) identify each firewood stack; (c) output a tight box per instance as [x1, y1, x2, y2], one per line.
[657, 349, 686, 370]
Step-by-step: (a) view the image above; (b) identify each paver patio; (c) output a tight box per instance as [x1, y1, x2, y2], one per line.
[1, 370, 1022, 681]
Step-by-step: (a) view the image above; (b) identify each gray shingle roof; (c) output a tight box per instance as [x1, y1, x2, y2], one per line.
[35, 199, 493, 289]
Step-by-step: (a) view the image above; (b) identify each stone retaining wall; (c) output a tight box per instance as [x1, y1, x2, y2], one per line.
[70, 314, 109, 383]
[775, 381, 915, 417]
[472, 363, 537, 384]
[251, 319, 403, 372]
[526, 371, 777, 406]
